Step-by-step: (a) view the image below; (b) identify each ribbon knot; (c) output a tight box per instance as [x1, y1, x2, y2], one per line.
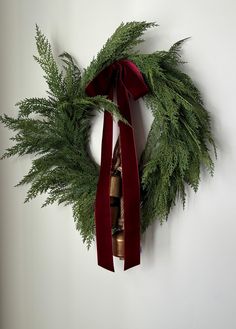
[86, 60, 148, 271]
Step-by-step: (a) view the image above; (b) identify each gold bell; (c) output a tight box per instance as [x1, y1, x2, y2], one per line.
[112, 230, 125, 260]
[110, 175, 121, 198]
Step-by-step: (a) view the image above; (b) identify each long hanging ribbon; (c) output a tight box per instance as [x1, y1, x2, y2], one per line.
[86, 60, 148, 271]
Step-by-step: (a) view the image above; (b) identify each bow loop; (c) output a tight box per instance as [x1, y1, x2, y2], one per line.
[86, 60, 148, 100]
[117, 60, 149, 100]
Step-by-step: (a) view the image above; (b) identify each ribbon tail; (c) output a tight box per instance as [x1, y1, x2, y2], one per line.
[95, 110, 114, 272]
[117, 81, 141, 270]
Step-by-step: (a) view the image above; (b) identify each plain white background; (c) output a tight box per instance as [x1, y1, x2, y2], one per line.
[1, 0, 236, 328]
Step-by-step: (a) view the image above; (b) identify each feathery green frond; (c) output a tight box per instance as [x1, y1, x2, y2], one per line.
[34, 25, 64, 99]
[81, 21, 157, 89]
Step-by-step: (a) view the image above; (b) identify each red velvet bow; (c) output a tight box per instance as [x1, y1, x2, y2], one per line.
[86, 60, 148, 271]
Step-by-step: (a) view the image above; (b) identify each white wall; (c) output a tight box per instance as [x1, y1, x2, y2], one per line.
[1, 1, 236, 328]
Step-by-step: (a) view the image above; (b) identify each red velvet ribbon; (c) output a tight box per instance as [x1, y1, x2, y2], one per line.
[86, 60, 148, 271]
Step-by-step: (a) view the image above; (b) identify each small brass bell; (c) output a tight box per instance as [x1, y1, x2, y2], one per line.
[110, 175, 121, 198]
[112, 230, 125, 260]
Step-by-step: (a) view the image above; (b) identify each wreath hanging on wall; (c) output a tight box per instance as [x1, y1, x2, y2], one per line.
[0, 22, 216, 271]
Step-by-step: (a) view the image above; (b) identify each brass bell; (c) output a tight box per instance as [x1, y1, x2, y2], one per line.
[110, 175, 121, 198]
[112, 230, 125, 259]
[110, 197, 120, 226]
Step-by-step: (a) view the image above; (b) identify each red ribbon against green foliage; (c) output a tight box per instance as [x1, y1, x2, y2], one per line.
[86, 60, 148, 271]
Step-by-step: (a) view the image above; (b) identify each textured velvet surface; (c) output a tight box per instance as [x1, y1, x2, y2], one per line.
[86, 60, 148, 271]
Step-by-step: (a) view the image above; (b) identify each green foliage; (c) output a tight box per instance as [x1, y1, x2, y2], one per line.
[130, 39, 216, 231]
[0, 22, 216, 245]
[34, 25, 63, 99]
[81, 21, 157, 89]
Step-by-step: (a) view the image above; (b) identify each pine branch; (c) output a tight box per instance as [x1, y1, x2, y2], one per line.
[59, 52, 82, 98]
[34, 25, 64, 99]
[81, 21, 157, 89]
[17, 98, 56, 118]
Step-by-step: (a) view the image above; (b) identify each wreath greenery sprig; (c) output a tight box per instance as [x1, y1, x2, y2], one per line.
[0, 22, 216, 247]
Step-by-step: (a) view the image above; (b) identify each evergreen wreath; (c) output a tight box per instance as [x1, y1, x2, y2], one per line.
[0, 22, 216, 248]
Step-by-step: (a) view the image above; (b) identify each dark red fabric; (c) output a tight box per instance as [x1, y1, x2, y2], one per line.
[86, 60, 148, 271]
